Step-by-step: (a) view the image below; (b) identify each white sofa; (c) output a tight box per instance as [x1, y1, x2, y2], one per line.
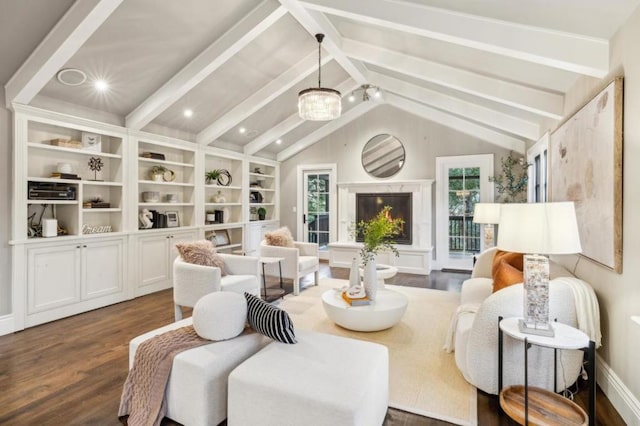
[452, 247, 596, 395]
[173, 254, 260, 320]
[260, 240, 319, 295]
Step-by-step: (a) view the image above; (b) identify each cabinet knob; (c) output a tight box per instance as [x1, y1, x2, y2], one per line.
[76, 245, 81, 249]
[83, 245, 87, 248]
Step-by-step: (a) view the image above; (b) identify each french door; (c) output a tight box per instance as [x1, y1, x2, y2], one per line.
[436, 154, 493, 270]
[297, 165, 337, 259]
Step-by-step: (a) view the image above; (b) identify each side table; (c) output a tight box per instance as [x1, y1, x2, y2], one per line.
[259, 257, 285, 302]
[498, 317, 595, 426]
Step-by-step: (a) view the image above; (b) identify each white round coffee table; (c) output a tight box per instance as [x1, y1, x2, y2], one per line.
[321, 288, 408, 332]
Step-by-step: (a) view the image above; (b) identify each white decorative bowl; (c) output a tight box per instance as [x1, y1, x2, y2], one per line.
[142, 191, 159, 202]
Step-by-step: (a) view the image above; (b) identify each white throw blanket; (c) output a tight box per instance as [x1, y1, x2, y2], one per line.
[443, 303, 480, 352]
[555, 276, 602, 348]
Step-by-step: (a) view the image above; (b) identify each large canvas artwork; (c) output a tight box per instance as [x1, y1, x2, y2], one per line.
[550, 78, 623, 272]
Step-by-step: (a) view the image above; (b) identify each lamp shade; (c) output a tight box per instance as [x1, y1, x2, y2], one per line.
[497, 202, 582, 254]
[472, 203, 501, 224]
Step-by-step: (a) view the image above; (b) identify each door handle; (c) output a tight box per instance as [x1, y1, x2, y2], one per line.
[303, 214, 306, 224]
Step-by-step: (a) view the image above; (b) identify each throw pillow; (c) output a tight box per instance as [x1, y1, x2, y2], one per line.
[264, 227, 295, 248]
[244, 292, 297, 344]
[491, 250, 524, 279]
[193, 292, 247, 340]
[175, 240, 226, 276]
[493, 259, 524, 293]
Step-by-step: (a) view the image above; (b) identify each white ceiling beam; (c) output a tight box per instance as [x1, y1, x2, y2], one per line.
[244, 78, 359, 155]
[4, 0, 124, 108]
[278, 0, 369, 84]
[369, 72, 540, 140]
[197, 51, 331, 145]
[300, 0, 609, 78]
[344, 39, 564, 120]
[386, 93, 525, 153]
[126, 1, 286, 130]
[277, 101, 377, 161]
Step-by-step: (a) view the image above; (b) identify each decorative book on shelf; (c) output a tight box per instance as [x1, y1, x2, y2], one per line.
[140, 152, 166, 160]
[50, 172, 81, 180]
[341, 292, 371, 306]
[83, 202, 111, 208]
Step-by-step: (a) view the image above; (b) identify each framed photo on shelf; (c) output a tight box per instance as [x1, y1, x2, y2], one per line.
[166, 211, 179, 228]
[215, 229, 230, 247]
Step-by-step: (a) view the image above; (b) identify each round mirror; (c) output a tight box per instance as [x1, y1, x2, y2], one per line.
[361, 134, 405, 178]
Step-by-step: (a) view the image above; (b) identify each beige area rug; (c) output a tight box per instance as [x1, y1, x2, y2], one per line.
[276, 279, 477, 426]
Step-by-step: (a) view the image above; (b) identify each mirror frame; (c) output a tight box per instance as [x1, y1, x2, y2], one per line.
[361, 134, 406, 178]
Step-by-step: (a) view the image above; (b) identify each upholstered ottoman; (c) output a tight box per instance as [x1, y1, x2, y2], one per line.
[228, 329, 389, 426]
[129, 318, 270, 426]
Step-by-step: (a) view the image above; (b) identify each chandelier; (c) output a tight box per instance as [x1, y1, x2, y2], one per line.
[348, 84, 382, 102]
[298, 34, 342, 121]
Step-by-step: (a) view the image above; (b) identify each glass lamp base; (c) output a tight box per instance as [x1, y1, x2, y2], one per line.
[518, 319, 555, 337]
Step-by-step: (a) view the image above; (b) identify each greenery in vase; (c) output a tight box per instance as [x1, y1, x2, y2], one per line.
[355, 205, 404, 265]
[489, 152, 531, 203]
[150, 165, 167, 175]
[205, 169, 221, 184]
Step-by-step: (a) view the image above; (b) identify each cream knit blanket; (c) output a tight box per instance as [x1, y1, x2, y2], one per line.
[118, 326, 209, 426]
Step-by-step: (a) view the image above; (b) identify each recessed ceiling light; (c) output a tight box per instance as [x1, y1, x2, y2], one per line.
[184, 109, 193, 118]
[94, 79, 109, 92]
[348, 93, 355, 103]
[56, 68, 87, 86]
[239, 127, 246, 134]
[276, 139, 282, 145]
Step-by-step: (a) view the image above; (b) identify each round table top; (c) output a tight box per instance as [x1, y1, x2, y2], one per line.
[259, 256, 284, 264]
[500, 317, 589, 350]
[321, 288, 408, 311]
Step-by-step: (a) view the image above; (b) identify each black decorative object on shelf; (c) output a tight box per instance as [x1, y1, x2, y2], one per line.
[217, 169, 232, 186]
[88, 156, 104, 181]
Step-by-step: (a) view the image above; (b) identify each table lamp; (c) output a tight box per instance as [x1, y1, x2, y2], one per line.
[473, 203, 501, 248]
[497, 202, 581, 336]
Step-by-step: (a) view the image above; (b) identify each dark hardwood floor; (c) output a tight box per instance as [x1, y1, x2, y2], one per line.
[0, 261, 625, 425]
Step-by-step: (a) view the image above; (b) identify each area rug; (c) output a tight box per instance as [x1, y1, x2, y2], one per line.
[276, 279, 477, 426]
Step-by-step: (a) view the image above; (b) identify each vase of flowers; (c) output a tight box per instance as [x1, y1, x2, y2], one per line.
[355, 205, 404, 300]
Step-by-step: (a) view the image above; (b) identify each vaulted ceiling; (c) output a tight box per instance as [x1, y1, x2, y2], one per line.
[2, 0, 639, 160]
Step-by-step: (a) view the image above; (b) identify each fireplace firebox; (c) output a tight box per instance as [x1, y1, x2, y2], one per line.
[356, 193, 412, 245]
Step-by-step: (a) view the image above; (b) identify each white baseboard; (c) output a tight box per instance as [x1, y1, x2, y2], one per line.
[0, 314, 15, 336]
[597, 354, 640, 425]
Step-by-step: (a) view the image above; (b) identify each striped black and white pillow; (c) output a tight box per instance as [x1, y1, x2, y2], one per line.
[244, 292, 297, 344]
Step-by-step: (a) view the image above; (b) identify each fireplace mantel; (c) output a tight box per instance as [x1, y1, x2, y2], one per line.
[331, 179, 434, 274]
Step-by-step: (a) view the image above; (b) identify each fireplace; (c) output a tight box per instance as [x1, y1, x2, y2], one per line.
[356, 193, 412, 245]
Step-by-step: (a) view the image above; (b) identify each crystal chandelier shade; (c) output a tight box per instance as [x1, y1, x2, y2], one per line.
[298, 34, 342, 121]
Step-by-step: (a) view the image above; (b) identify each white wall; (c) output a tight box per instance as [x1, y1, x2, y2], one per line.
[552, 6, 640, 423]
[279, 104, 513, 240]
[0, 89, 13, 315]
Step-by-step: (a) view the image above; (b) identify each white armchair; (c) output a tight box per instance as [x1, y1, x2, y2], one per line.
[173, 253, 260, 320]
[260, 240, 319, 296]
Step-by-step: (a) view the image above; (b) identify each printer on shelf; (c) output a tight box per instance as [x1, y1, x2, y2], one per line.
[28, 181, 76, 200]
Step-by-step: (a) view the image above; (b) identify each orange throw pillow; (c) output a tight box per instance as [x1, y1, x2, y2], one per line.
[493, 259, 524, 293]
[492, 250, 524, 278]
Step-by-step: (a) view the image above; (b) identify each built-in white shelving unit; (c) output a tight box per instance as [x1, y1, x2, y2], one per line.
[10, 105, 280, 332]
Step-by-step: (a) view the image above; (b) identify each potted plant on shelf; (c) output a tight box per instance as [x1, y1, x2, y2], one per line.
[205, 169, 221, 185]
[257, 207, 267, 221]
[354, 205, 404, 300]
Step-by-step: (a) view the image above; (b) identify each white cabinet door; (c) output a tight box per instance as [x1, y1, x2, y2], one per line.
[82, 239, 124, 300]
[136, 230, 198, 296]
[138, 234, 171, 289]
[245, 222, 279, 256]
[27, 243, 81, 314]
